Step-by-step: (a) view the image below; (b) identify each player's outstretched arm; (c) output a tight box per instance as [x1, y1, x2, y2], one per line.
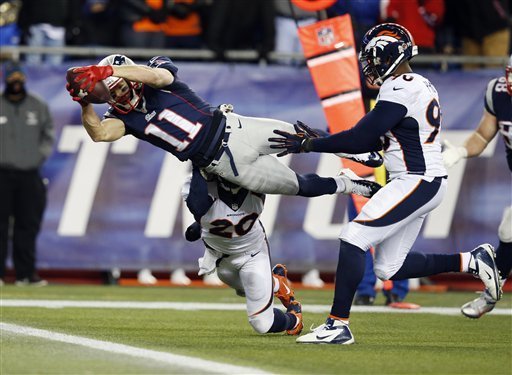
[81, 105, 125, 142]
[111, 64, 174, 88]
[443, 108, 498, 168]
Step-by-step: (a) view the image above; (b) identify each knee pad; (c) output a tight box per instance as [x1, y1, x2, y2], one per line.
[249, 314, 273, 334]
[498, 206, 512, 243]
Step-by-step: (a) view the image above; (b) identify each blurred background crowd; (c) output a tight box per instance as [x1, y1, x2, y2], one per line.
[1, 0, 510, 67]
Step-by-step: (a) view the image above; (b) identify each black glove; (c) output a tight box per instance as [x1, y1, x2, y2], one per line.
[148, 8, 167, 24]
[294, 120, 330, 138]
[185, 222, 202, 242]
[268, 129, 312, 157]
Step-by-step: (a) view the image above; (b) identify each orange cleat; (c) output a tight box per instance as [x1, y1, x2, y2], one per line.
[272, 264, 295, 308]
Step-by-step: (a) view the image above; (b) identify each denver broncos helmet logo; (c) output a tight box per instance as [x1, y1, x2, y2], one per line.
[377, 30, 401, 39]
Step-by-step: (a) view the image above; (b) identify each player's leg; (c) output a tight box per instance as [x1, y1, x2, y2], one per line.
[461, 206, 512, 318]
[228, 242, 302, 335]
[297, 175, 446, 344]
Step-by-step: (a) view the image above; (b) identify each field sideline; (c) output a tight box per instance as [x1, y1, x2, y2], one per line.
[1, 285, 511, 374]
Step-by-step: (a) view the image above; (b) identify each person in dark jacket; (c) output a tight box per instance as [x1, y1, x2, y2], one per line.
[0, 62, 54, 286]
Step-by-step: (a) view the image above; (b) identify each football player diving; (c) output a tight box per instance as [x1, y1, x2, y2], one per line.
[66, 55, 382, 199]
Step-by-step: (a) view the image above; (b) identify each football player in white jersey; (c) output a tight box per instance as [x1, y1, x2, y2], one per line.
[269, 23, 502, 345]
[182, 167, 303, 336]
[443, 54, 512, 319]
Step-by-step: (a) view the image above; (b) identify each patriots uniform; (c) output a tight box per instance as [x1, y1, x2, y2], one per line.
[484, 76, 512, 171]
[377, 73, 447, 179]
[105, 56, 217, 161]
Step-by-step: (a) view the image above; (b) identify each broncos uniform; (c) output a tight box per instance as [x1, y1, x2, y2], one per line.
[181, 170, 301, 335]
[485, 76, 512, 171]
[273, 24, 502, 344]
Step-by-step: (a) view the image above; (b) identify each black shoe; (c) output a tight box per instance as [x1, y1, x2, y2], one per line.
[354, 295, 375, 306]
[384, 291, 402, 306]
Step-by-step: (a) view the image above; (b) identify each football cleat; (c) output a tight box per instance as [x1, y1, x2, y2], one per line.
[170, 268, 191, 285]
[296, 317, 354, 345]
[302, 269, 325, 288]
[338, 168, 382, 198]
[467, 244, 502, 301]
[461, 290, 496, 319]
[354, 294, 375, 306]
[272, 264, 295, 308]
[336, 151, 383, 168]
[137, 268, 157, 285]
[286, 300, 304, 335]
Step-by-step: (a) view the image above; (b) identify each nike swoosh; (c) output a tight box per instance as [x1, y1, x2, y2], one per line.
[250, 251, 260, 257]
[485, 271, 492, 280]
[316, 329, 342, 340]
[282, 282, 291, 294]
[238, 119, 242, 128]
[393, 87, 404, 91]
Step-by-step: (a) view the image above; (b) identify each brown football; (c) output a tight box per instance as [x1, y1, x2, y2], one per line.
[66, 67, 111, 104]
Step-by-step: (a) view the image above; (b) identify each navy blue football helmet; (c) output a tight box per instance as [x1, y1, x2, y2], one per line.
[359, 23, 418, 86]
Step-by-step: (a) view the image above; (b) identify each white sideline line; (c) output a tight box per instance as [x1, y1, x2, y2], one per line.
[1, 299, 511, 316]
[0, 322, 273, 375]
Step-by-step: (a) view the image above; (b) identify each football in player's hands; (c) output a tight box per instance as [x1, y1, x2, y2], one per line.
[66, 67, 111, 104]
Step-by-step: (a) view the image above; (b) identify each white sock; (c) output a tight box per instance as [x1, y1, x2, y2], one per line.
[334, 176, 347, 193]
[273, 276, 279, 293]
[460, 252, 472, 272]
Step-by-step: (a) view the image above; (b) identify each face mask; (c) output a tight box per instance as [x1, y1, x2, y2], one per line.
[5, 79, 26, 96]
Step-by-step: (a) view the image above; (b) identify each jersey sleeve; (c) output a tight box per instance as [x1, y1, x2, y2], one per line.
[147, 56, 179, 77]
[484, 78, 497, 116]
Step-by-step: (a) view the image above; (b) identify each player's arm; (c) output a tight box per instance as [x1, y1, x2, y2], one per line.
[443, 108, 498, 168]
[81, 104, 126, 142]
[184, 167, 214, 222]
[74, 63, 174, 93]
[269, 100, 407, 155]
[110, 64, 174, 88]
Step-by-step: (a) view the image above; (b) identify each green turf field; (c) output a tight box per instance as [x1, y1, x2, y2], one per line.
[1, 285, 511, 374]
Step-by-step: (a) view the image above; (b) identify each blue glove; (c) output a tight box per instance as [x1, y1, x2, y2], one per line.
[185, 221, 202, 242]
[294, 120, 330, 138]
[268, 129, 312, 157]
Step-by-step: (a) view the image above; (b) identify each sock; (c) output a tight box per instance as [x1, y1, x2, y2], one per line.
[460, 252, 471, 272]
[496, 241, 512, 279]
[267, 308, 293, 333]
[390, 252, 460, 280]
[272, 276, 279, 293]
[334, 176, 347, 193]
[330, 241, 366, 319]
[296, 173, 337, 197]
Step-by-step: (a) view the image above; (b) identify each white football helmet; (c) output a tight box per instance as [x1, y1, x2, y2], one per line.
[98, 54, 143, 114]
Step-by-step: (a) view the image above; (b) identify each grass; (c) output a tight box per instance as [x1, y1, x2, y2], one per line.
[1, 285, 511, 374]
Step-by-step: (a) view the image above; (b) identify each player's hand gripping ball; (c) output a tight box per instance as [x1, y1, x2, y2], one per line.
[66, 67, 111, 104]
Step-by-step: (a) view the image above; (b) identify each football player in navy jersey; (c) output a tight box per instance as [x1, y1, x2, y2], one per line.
[67, 54, 381, 199]
[443, 54, 512, 319]
[270, 23, 503, 345]
[182, 167, 303, 336]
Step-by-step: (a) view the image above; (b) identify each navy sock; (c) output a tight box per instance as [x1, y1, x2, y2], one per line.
[330, 241, 366, 319]
[267, 308, 294, 333]
[390, 252, 460, 280]
[297, 173, 337, 197]
[496, 241, 512, 279]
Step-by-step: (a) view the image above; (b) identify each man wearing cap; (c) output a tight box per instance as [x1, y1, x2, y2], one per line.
[0, 62, 54, 286]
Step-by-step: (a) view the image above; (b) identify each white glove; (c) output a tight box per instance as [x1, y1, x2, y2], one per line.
[442, 140, 468, 168]
[218, 103, 234, 113]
